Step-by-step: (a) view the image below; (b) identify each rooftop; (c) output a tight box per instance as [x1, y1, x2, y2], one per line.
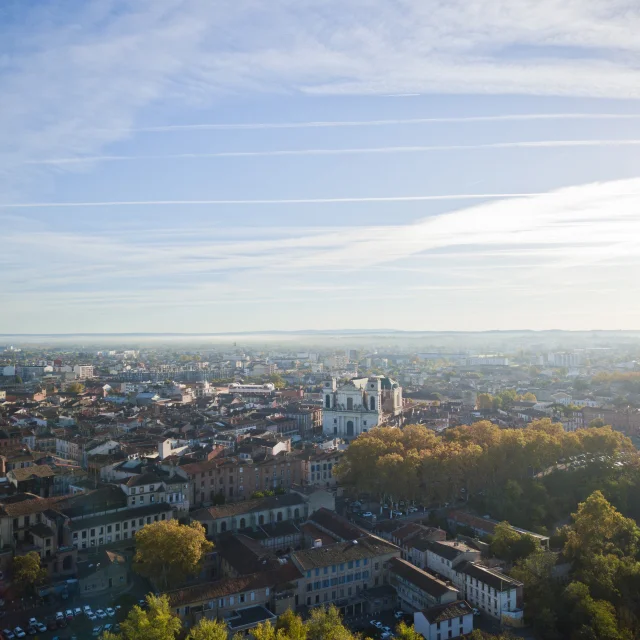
[292, 536, 398, 571]
[423, 600, 473, 624]
[388, 557, 457, 599]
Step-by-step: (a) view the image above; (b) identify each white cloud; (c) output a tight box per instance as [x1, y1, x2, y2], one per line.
[3, 0, 640, 194]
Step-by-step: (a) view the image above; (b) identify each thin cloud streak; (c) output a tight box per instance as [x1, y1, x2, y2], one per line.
[93, 113, 640, 134]
[25, 139, 640, 166]
[0, 193, 589, 209]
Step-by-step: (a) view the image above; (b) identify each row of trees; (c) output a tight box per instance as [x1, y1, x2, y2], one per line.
[102, 597, 429, 640]
[476, 390, 536, 410]
[334, 420, 633, 511]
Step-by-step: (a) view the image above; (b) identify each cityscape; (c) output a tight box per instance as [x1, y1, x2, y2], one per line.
[4, 1, 640, 639]
[0, 333, 639, 639]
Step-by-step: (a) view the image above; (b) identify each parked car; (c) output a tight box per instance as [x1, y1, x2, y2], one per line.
[96, 609, 107, 619]
[55, 612, 64, 621]
[92, 626, 103, 637]
[3, 629, 15, 640]
[74, 607, 82, 617]
[394, 611, 404, 619]
[104, 624, 113, 633]
[105, 608, 115, 617]
[65, 609, 74, 621]
[35, 623, 47, 634]
[83, 606, 92, 615]
[369, 620, 382, 628]
[87, 613, 97, 622]
[13, 628, 26, 639]
[27, 620, 37, 629]
[361, 511, 373, 518]
[26, 627, 37, 636]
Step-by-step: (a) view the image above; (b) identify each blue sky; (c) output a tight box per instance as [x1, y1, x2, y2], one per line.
[3, 0, 640, 333]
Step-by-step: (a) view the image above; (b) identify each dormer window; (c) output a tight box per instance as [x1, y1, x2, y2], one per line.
[131, 488, 136, 495]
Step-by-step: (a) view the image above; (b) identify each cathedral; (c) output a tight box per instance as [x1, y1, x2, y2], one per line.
[322, 376, 403, 440]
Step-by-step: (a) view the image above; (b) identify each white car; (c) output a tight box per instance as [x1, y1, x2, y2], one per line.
[88, 613, 98, 622]
[55, 613, 64, 621]
[104, 624, 114, 632]
[381, 626, 392, 633]
[361, 511, 374, 518]
[96, 609, 107, 619]
[35, 623, 47, 633]
[369, 620, 382, 628]
[92, 626, 103, 637]
[3, 630, 15, 640]
[13, 628, 26, 639]
[394, 610, 404, 619]
[408, 506, 418, 513]
[106, 607, 115, 617]
[83, 605, 92, 614]
[27, 619, 37, 628]
[74, 607, 82, 616]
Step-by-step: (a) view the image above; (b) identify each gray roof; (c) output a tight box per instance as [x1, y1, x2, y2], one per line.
[69, 502, 172, 531]
[293, 536, 398, 571]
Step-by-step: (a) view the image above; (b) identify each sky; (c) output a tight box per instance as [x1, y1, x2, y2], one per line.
[2, 0, 640, 334]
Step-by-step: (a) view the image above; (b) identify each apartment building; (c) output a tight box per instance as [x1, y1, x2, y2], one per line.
[388, 557, 459, 613]
[192, 493, 308, 538]
[413, 601, 474, 640]
[300, 450, 342, 489]
[68, 502, 174, 549]
[454, 562, 523, 622]
[425, 540, 482, 582]
[291, 536, 400, 614]
[181, 452, 304, 506]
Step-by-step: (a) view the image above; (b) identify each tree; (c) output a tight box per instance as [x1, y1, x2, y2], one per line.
[305, 605, 354, 640]
[12, 551, 47, 595]
[394, 621, 423, 639]
[563, 491, 640, 561]
[477, 393, 494, 410]
[563, 581, 624, 640]
[68, 382, 85, 394]
[14, 375, 23, 385]
[268, 374, 286, 389]
[522, 392, 537, 402]
[276, 609, 308, 640]
[134, 520, 213, 589]
[490, 522, 539, 563]
[588, 418, 606, 428]
[187, 618, 232, 640]
[103, 594, 182, 640]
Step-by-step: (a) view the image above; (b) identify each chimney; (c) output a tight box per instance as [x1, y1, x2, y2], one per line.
[313, 539, 322, 548]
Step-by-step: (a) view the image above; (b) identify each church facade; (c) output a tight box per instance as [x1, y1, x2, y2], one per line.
[322, 376, 402, 440]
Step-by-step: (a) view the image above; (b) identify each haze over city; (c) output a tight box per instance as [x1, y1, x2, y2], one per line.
[2, 1, 640, 334]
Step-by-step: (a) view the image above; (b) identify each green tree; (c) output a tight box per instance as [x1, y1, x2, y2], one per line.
[12, 551, 47, 595]
[564, 491, 640, 561]
[563, 581, 624, 640]
[276, 609, 307, 640]
[305, 605, 354, 640]
[490, 522, 539, 563]
[103, 594, 182, 640]
[187, 618, 233, 640]
[134, 520, 213, 589]
[268, 374, 286, 389]
[394, 621, 423, 639]
[68, 382, 85, 394]
[588, 418, 606, 428]
[476, 393, 494, 410]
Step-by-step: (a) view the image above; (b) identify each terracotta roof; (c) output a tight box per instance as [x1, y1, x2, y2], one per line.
[309, 507, 366, 542]
[9, 465, 56, 481]
[196, 493, 305, 519]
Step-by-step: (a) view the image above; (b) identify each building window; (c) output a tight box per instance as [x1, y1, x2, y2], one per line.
[347, 398, 353, 410]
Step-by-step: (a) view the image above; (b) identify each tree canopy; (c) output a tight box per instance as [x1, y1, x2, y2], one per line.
[103, 595, 182, 640]
[133, 520, 213, 589]
[334, 420, 632, 507]
[12, 551, 47, 595]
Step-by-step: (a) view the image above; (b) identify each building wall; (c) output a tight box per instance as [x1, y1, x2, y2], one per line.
[414, 611, 473, 640]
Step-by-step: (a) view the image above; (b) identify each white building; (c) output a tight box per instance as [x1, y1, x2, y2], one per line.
[413, 601, 474, 640]
[73, 364, 94, 379]
[453, 563, 522, 622]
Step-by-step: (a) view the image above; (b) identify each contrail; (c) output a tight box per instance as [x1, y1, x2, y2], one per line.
[0, 193, 581, 209]
[24, 139, 640, 166]
[92, 112, 640, 134]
